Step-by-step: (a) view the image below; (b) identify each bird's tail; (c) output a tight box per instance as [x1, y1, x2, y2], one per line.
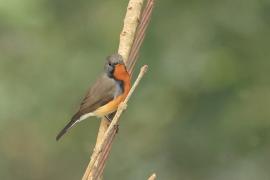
[56, 114, 81, 141]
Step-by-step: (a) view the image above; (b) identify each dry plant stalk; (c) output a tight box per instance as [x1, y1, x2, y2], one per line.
[127, 0, 154, 74]
[82, 0, 144, 179]
[89, 65, 148, 180]
[118, 0, 144, 62]
[148, 173, 157, 180]
[90, 1, 154, 176]
[82, 0, 154, 179]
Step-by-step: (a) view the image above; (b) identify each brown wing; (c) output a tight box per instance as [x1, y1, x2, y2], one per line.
[74, 73, 115, 118]
[56, 73, 115, 141]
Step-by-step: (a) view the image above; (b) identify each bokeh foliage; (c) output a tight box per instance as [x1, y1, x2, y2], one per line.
[1, 0, 270, 179]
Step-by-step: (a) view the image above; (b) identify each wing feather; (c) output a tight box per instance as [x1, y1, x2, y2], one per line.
[56, 73, 115, 140]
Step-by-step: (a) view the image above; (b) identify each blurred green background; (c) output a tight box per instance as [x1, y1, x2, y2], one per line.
[1, 0, 270, 179]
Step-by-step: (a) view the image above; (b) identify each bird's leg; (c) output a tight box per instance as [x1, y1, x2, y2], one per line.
[105, 112, 116, 122]
[105, 112, 119, 133]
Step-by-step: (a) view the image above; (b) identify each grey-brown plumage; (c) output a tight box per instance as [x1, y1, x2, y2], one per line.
[56, 54, 125, 141]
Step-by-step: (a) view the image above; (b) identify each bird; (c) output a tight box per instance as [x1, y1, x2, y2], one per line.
[56, 54, 131, 141]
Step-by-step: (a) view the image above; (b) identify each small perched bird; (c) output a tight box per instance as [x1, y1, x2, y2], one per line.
[56, 54, 131, 141]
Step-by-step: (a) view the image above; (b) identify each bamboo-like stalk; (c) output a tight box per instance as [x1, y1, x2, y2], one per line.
[90, 2, 154, 178]
[127, 0, 154, 74]
[148, 173, 157, 180]
[82, 1, 144, 179]
[90, 65, 148, 180]
[118, 0, 144, 62]
[82, 0, 154, 179]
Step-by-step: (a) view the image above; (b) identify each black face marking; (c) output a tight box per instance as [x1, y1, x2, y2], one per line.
[105, 53, 126, 81]
[106, 64, 114, 78]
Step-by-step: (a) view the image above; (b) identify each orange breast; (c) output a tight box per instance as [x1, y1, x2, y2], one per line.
[93, 64, 131, 117]
[113, 64, 129, 82]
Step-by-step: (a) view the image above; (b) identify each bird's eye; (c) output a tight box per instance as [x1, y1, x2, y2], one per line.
[108, 62, 112, 66]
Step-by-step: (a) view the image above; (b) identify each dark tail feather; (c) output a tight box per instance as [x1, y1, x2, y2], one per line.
[56, 115, 80, 141]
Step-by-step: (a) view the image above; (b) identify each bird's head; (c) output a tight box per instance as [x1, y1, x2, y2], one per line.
[105, 54, 125, 79]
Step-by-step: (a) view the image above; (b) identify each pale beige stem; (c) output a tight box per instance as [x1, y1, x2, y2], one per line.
[148, 173, 157, 180]
[82, 0, 145, 179]
[82, 120, 109, 179]
[118, 0, 144, 62]
[92, 1, 154, 176]
[88, 65, 148, 180]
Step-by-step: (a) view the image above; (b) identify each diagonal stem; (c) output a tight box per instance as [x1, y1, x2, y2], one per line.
[88, 65, 148, 180]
